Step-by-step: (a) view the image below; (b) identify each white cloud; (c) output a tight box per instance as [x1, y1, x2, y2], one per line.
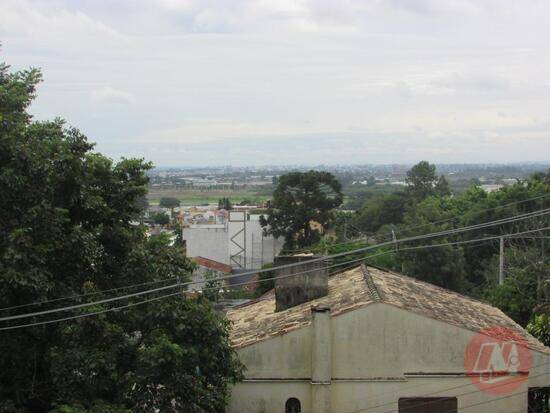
[1, 0, 550, 165]
[91, 87, 135, 105]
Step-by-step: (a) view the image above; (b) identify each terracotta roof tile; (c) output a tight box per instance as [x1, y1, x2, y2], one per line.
[194, 256, 232, 274]
[226, 265, 549, 354]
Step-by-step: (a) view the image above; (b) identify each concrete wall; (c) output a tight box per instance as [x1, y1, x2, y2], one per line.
[228, 212, 284, 270]
[183, 213, 284, 269]
[226, 302, 550, 413]
[182, 224, 228, 264]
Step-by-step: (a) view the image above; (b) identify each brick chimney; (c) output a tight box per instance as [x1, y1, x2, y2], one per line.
[274, 254, 328, 312]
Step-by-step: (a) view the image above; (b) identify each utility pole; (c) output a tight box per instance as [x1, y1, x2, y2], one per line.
[499, 236, 505, 286]
[343, 220, 348, 241]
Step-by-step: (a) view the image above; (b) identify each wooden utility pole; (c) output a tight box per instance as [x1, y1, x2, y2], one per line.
[499, 236, 505, 285]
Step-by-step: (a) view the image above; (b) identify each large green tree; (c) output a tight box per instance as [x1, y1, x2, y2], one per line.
[260, 171, 343, 249]
[405, 160, 450, 199]
[0, 62, 242, 412]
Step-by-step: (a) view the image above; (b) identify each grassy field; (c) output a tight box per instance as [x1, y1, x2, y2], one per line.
[147, 188, 272, 206]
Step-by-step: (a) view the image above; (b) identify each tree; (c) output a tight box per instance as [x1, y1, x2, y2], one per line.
[254, 263, 275, 297]
[434, 175, 451, 197]
[353, 192, 408, 234]
[0, 62, 242, 412]
[218, 197, 232, 210]
[159, 196, 180, 219]
[406, 161, 449, 200]
[151, 211, 170, 226]
[260, 171, 343, 249]
[366, 175, 376, 187]
[527, 314, 550, 346]
[135, 195, 149, 212]
[398, 197, 467, 292]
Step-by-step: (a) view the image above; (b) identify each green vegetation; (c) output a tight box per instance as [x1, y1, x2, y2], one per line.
[322, 161, 550, 332]
[260, 171, 343, 249]
[150, 211, 170, 225]
[147, 188, 270, 206]
[218, 197, 233, 210]
[0, 62, 242, 411]
[292, 161, 549, 336]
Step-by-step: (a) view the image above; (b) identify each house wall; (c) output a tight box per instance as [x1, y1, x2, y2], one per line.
[182, 225, 228, 264]
[228, 212, 284, 270]
[226, 302, 550, 413]
[182, 214, 284, 269]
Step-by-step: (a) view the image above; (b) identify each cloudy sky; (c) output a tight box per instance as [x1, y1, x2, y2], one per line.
[2, 0, 550, 166]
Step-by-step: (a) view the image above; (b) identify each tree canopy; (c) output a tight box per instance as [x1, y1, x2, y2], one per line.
[159, 196, 181, 210]
[406, 160, 450, 199]
[331, 161, 550, 329]
[260, 170, 343, 249]
[0, 62, 242, 412]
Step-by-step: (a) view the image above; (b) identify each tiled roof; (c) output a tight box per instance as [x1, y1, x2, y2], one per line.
[194, 256, 233, 274]
[226, 265, 549, 354]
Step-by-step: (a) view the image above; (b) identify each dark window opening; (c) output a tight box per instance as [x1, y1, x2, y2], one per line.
[399, 397, 457, 413]
[529, 387, 550, 413]
[285, 397, 301, 413]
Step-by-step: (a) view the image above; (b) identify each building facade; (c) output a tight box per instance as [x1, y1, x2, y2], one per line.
[182, 211, 284, 270]
[226, 263, 550, 413]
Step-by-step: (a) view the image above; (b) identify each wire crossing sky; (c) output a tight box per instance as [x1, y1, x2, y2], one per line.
[2, 0, 550, 166]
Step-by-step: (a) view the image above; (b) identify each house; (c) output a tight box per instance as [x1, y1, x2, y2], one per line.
[190, 256, 233, 291]
[225, 258, 550, 413]
[182, 211, 284, 270]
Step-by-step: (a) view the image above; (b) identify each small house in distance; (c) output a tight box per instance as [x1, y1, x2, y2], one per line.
[225, 259, 550, 413]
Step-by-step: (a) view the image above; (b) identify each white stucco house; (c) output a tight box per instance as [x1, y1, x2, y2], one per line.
[225, 260, 550, 413]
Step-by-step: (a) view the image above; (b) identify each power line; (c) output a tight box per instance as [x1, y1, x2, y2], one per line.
[4, 226, 548, 331]
[282, 193, 550, 252]
[0, 276, 178, 312]
[1, 252, 384, 331]
[2, 208, 549, 323]
[393, 192, 550, 236]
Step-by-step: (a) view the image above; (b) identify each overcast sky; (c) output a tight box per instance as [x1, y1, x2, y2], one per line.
[2, 0, 550, 166]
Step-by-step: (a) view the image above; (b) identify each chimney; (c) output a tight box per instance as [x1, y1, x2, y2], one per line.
[274, 254, 328, 312]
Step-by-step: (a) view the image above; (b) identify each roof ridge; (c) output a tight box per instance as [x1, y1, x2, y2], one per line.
[361, 264, 383, 301]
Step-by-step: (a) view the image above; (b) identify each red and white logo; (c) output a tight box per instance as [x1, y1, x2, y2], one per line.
[464, 326, 531, 395]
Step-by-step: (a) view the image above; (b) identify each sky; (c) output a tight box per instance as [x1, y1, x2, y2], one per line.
[1, 0, 550, 167]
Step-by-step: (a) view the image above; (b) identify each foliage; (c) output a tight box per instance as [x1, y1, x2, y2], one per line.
[134, 195, 149, 213]
[150, 211, 170, 225]
[0, 62, 242, 412]
[353, 192, 408, 234]
[527, 314, 550, 347]
[218, 197, 232, 210]
[405, 160, 450, 200]
[254, 263, 275, 297]
[158, 196, 180, 210]
[260, 171, 343, 249]
[336, 159, 550, 325]
[202, 270, 223, 303]
[485, 247, 542, 325]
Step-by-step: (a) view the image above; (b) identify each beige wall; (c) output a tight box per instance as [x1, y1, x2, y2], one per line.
[226, 302, 550, 413]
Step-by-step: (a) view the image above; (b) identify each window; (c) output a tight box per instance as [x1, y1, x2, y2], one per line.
[398, 397, 457, 413]
[529, 387, 550, 413]
[285, 397, 301, 413]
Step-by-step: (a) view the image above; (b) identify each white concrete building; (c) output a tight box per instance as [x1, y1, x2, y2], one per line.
[182, 211, 284, 270]
[226, 262, 550, 413]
